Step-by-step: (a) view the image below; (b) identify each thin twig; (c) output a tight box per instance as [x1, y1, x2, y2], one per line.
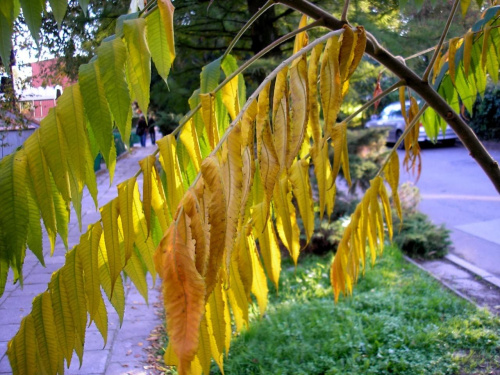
[221, 0, 275, 61]
[422, 0, 460, 82]
[343, 80, 404, 124]
[375, 103, 429, 178]
[341, 0, 350, 22]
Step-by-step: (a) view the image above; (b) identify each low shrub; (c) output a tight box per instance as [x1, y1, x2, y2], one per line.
[468, 83, 500, 141]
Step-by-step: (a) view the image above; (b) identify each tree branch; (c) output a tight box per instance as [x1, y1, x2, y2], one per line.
[278, 0, 500, 194]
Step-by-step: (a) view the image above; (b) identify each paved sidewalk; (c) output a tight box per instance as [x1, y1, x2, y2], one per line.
[0, 139, 163, 374]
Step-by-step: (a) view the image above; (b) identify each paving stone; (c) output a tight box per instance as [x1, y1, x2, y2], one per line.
[67, 349, 110, 374]
[0, 341, 7, 360]
[0, 356, 12, 374]
[105, 361, 147, 375]
[0, 324, 20, 345]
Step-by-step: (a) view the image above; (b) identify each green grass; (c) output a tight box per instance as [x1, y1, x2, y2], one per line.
[209, 246, 500, 375]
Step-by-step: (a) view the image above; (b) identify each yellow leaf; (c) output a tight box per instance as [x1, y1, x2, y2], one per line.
[331, 122, 350, 187]
[156, 214, 205, 374]
[257, 85, 280, 209]
[200, 156, 227, 298]
[124, 245, 149, 303]
[151, 168, 171, 231]
[240, 146, 255, 220]
[287, 57, 309, 169]
[196, 315, 212, 375]
[383, 152, 402, 221]
[310, 138, 333, 221]
[289, 158, 315, 243]
[463, 31, 474, 77]
[448, 37, 461, 85]
[180, 119, 203, 172]
[308, 43, 323, 145]
[100, 198, 123, 294]
[339, 25, 356, 83]
[256, 216, 281, 290]
[221, 71, 240, 121]
[347, 26, 366, 80]
[92, 297, 108, 346]
[205, 282, 227, 366]
[320, 36, 341, 138]
[481, 26, 492, 70]
[200, 93, 220, 150]
[272, 67, 289, 169]
[147, 0, 175, 81]
[182, 189, 209, 277]
[32, 292, 61, 375]
[460, 0, 471, 17]
[139, 154, 157, 233]
[77, 223, 103, 320]
[227, 256, 249, 332]
[293, 14, 309, 55]
[240, 99, 257, 149]
[7, 315, 38, 375]
[234, 230, 253, 300]
[248, 234, 268, 315]
[48, 271, 75, 365]
[157, 134, 185, 217]
[273, 174, 301, 264]
[117, 177, 137, 262]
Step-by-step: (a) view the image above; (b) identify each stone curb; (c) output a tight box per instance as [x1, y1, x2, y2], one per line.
[403, 255, 478, 307]
[445, 254, 500, 290]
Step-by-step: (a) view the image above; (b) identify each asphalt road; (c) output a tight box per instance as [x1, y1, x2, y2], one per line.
[398, 142, 500, 278]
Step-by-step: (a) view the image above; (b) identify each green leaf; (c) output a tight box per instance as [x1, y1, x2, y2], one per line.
[78, 0, 89, 16]
[189, 89, 211, 158]
[117, 178, 137, 263]
[124, 18, 151, 115]
[93, 298, 108, 345]
[0, 257, 7, 297]
[39, 108, 71, 203]
[32, 293, 61, 375]
[124, 247, 149, 303]
[48, 271, 75, 365]
[97, 37, 132, 143]
[460, 0, 471, 17]
[115, 11, 140, 37]
[79, 60, 116, 180]
[146, 3, 175, 82]
[200, 57, 221, 94]
[48, 0, 67, 28]
[19, 0, 43, 44]
[0, 151, 28, 272]
[0, 8, 13, 71]
[51, 174, 69, 250]
[24, 131, 57, 251]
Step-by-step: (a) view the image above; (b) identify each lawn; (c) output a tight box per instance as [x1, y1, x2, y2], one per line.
[159, 246, 500, 374]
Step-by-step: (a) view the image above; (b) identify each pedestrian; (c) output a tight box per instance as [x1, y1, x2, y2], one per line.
[148, 112, 156, 145]
[136, 114, 147, 147]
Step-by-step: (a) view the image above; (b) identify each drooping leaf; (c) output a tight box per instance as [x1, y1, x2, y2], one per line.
[200, 156, 227, 298]
[117, 178, 137, 263]
[48, 271, 75, 365]
[124, 18, 151, 114]
[0, 9, 13, 70]
[320, 36, 341, 138]
[289, 158, 315, 243]
[154, 213, 206, 374]
[32, 292, 61, 375]
[19, 0, 43, 44]
[79, 60, 116, 179]
[97, 37, 132, 142]
[100, 198, 122, 294]
[179, 119, 203, 172]
[287, 57, 309, 169]
[39, 108, 70, 203]
[308, 43, 323, 145]
[139, 155, 157, 232]
[48, 0, 67, 28]
[7, 315, 38, 375]
[146, 0, 176, 81]
[448, 37, 461, 84]
[293, 15, 309, 54]
[24, 131, 57, 251]
[157, 134, 185, 217]
[255, 215, 281, 290]
[273, 174, 301, 264]
[0, 151, 28, 274]
[272, 67, 289, 170]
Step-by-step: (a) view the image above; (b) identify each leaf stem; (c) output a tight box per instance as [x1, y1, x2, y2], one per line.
[342, 80, 404, 125]
[375, 103, 428, 178]
[422, 0, 460, 82]
[171, 19, 324, 137]
[221, 0, 276, 62]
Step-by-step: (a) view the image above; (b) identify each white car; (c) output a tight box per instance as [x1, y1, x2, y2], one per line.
[365, 101, 458, 146]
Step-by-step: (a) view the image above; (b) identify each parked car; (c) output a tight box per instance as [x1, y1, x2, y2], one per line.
[365, 101, 458, 146]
